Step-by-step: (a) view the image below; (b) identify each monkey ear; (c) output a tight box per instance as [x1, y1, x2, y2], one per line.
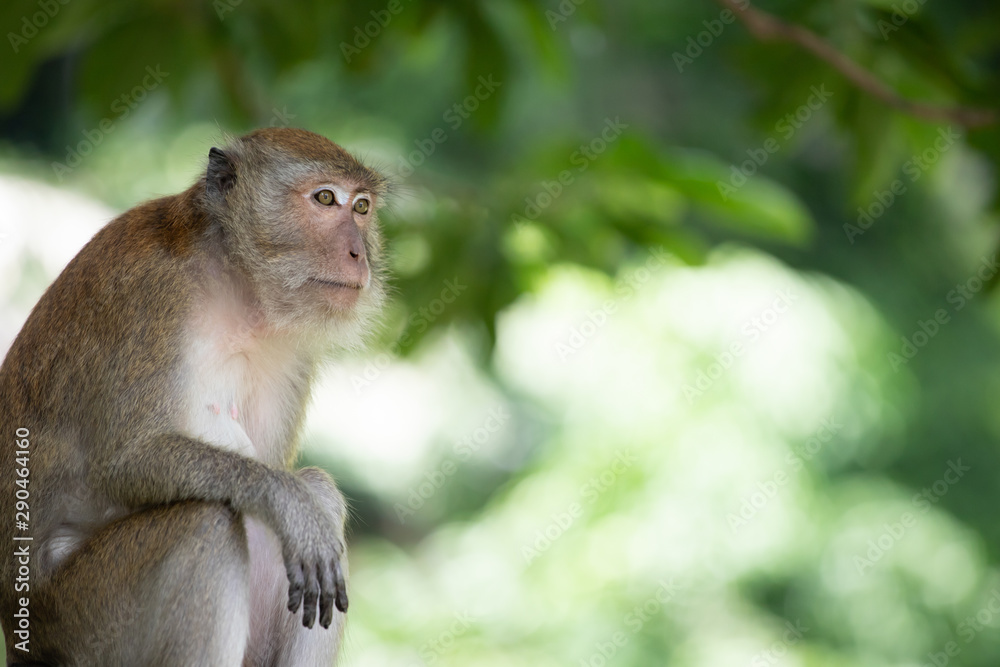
[206, 147, 236, 201]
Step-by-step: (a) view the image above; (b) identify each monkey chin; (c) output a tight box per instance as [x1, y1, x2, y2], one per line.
[265, 279, 384, 355]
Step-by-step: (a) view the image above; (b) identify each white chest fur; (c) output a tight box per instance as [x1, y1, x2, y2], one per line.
[181, 302, 309, 467]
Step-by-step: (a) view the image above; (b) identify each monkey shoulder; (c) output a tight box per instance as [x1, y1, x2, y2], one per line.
[0, 192, 217, 429]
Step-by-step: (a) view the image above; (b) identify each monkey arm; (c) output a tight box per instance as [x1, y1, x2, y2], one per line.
[95, 432, 348, 625]
[96, 432, 295, 524]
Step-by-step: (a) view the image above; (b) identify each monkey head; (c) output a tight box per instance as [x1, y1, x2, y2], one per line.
[201, 127, 389, 346]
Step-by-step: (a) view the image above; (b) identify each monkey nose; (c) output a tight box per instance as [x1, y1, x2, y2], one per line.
[346, 244, 369, 287]
[348, 236, 363, 261]
[332, 221, 368, 286]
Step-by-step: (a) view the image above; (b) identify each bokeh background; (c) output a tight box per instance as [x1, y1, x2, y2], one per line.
[2, 0, 1000, 665]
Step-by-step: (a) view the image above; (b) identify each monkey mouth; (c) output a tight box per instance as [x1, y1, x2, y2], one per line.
[309, 278, 364, 291]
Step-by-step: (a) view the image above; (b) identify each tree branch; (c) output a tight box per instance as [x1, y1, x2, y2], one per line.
[715, 0, 997, 128]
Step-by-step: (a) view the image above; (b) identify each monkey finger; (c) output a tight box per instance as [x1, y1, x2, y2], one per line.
[302, 563, 320, 629]
[286, 560, 305, 613]
[334, 557, 349, 613]
[318, 561, 335, 629]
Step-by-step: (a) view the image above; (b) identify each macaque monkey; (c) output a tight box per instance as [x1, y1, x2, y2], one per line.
[0, 128, 389, 666]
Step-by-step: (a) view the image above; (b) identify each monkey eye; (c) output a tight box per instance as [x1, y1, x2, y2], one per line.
[314, 189, 335, 206]
[353, 198, 370, 215]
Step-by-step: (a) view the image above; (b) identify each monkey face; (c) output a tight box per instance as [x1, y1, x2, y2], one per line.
[292, 180, 380, 312]
[204, 128, 389, 341]
[251, 172, 387, 338]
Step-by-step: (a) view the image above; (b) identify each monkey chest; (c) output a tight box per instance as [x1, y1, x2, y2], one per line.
[180, 337, 304, 464]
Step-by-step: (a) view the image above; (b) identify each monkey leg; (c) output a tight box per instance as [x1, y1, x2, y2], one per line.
[18, 501, 250, 667]
[243, 519, 344, 666]
[244, 468, 347, 666]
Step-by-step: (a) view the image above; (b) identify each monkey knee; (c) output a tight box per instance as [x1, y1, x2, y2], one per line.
[183, 500, 242, 534]
[182, 502, 247, 559]
[146, 501, 249, 581]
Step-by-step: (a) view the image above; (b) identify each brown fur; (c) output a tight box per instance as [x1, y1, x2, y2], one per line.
[0, 128, 387, 666]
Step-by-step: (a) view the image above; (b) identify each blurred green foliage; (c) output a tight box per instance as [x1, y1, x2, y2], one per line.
[2, 0, 1000, 665]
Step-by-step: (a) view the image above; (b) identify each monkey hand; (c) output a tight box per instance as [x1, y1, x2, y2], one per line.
[270, 471, 349, 629]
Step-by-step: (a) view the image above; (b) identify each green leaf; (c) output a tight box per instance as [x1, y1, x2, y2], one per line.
[656, 144, 815, 245]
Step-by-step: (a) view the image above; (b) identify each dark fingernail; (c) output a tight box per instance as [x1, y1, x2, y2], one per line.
[321, 606, 333, 629]
[336, 588, 349, 613]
